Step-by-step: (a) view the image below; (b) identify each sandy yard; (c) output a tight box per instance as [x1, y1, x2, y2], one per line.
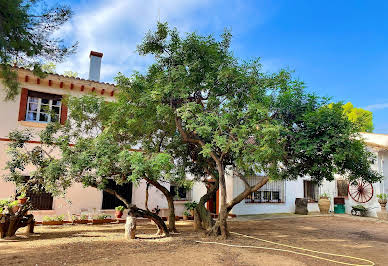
[1, 215, 387, 266]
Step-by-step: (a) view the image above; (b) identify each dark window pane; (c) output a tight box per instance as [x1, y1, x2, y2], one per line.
[52, 100, 61, 106]
[39, 113, 49, 122]
[41, 98, 49, 104]
[178, 187, 187, 198]
[52, 106, 60, 115]
[263, 191, 271, 201]
[272, 191, 280, 201]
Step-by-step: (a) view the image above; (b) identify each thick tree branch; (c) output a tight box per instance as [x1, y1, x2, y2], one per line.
[226, 176, 269, 212]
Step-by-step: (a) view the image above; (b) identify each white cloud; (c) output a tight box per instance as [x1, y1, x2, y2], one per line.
[55, 0, 213, 83]
[55, 0, 273, 83]
[364, 103, 388, 111]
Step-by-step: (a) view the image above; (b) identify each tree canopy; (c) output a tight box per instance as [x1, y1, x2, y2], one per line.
[0, 0, 77, 100]
[342, 102, 374, 133]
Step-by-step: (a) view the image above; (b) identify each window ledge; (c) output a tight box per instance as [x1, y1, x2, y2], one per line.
[19, 121, 47, 128]
[174, 200, 192, 203]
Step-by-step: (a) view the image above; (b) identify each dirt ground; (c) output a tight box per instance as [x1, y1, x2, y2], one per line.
[1, 215, 387, 266]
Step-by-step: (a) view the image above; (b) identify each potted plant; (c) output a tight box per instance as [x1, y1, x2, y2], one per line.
[17, 193, 27, 205]
[377, 193, 387, 209]
[0, 199, 19, 214]
[92, 214, 112, 224]
[115, 206, 125, 218]
[43, 215, 65, 225]
[72, 214, 89, 224]
[184, 201, 198, 216]
[318, 193, 331, 214]
[183, 210, 190, 221]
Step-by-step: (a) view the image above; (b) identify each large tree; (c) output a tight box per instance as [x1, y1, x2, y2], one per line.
[0, 0, 77, 100]
[115, 23, 381, 238]
[4, 94, 191, 234]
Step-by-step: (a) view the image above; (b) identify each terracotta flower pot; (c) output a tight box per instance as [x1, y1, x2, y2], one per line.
[18, 198, 27, 205]
[73, 220, 89, 224]
[183, 215, 188, 221]
[318, 197, 331, 214]
[378, 199, 387, 209]
[42, 221, 64, 226]
[12, 205, 19, 213]
[115, 211, 123, 218]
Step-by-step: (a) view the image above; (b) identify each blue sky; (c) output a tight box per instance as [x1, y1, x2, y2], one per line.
[56, 0, 388, 133]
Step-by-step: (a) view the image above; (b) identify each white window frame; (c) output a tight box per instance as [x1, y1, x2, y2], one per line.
[25, 96, 61, 123]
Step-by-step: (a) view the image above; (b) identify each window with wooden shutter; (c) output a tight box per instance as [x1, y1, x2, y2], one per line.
[18, 89, 67, 124]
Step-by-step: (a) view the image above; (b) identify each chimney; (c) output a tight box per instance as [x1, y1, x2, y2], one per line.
[88, 51, 103, 81]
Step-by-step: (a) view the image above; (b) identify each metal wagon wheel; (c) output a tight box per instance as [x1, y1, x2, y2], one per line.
[348, 179, 374, 203]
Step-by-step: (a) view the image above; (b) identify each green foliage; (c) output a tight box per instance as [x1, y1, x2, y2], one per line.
[63, 70, 78, 78]
[0, 0, 77, 100]
[41, 62, 56, 74]
[376, 193, 388, 200]
[184, 201, 198, 211]
[183, 210, 191, 216]
[17, 193, 26, 199]
[115, 206, 125, 212]
[93, 214, 111, 220]
[342, 102, 373, 133]
[43, 215, 64, 222]
[0, 199, 18, 214]
[328, 102, 374, 133]
[352, 205, 367, 211]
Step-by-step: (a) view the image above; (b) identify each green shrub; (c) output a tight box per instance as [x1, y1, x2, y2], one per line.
[17, 193, 26, 200]
[93, 214, 111, 220]
[183, 210, 191, 216]
[43, 215, 65, 222]
[184, 201, 198, 210]
[376, 193, 388, 200]
[115, 206, 125, 212]
[0, 199, 19, 214]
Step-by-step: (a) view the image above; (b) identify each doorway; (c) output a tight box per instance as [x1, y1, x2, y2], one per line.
[102, 180, 132, 209]
[206, 181, 219, 214]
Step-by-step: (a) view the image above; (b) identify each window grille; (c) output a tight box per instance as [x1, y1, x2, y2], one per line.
[245, 178, 285, 203]
[26, 190, 53, 210]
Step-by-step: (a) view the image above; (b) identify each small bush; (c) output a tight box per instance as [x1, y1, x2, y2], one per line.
[115, 206, 125, 212]
[43, 215, 65, 222]
[184, 201, 198, 210]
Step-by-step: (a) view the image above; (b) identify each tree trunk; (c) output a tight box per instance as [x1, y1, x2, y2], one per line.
[103, 188, 169, 236]
[143, 177, 177, 232]
[166, 194, 177, 232]
[194, 181, 218, 231]
[145, 182, 150, 211]
[0, 204, 34, 239]
[210, 164, 228, 238]
[125, 210, 136, 240]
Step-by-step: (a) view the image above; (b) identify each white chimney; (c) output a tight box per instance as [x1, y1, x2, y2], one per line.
[88, 51, 103, 81]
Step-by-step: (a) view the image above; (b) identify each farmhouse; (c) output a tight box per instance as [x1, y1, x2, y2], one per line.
[0, 52, 387, 220]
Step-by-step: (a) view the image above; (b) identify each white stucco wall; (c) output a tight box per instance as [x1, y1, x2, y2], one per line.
[0, 70, 115, 220]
